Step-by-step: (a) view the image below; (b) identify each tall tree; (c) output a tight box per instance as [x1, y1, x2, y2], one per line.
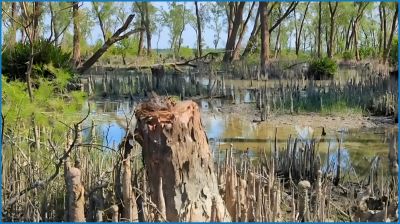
[223, 2, 246, 62]
[72, 2, 80, 68]
[383, 2, 398, 64]
[134, 2, 146, 55]
[327, 2, 339, 58]
[144, 3, 152, 55]
[259, 2, 269, 77]
[91, 2, 116, 42]
[194, 2, 202, 57]
[209, 3, 224, 49]
[242, 2, 298, 58]
[317, 2, 322, 58]
[294, 2, 310, 56]
[353, 2, 369, 61]
[162, 3, 189, 59]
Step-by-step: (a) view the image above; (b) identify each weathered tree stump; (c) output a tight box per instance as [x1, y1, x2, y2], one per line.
[134, 95, 231, 221]
[66, 162, 86, 222]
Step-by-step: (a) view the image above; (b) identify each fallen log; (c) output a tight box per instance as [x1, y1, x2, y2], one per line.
[134, 94, 231, 222]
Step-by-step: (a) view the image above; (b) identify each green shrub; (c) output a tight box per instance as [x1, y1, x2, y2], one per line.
[179, 47, 194, 59]
[2, 39, 72, 82]
[307, 57, 337, 79]
[359, 47, 376, 59]
[342, 51, 353, 61]
[389, 37, 398, 66]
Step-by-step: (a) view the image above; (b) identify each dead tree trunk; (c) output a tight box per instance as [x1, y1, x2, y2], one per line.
[119, 133, 139, 222]
[77, 14, 143, 74]
[66, 162, 86, 222]
[134, 95, 231, 222]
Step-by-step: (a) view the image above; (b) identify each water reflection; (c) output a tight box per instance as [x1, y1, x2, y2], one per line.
[81, 70, 397, 177]
[82, 97, 394, 176]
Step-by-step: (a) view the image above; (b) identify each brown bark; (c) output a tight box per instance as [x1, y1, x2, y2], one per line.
[66, 164, 86, 222]
[295, 2, 310, 56]
[345, 17, 354, 51]
[242, 2, 298, 58]
[72, 2, 81, 68]
[9, 3, 17, 46]
[120, 134, 139, 222]
[223, 2, 245, 62]
[144, 3, 152, 55]
[77, 15, 142, 74]
[383, 3, 398, 64]
[195, 2, 202, 57]
[327, 2, 338, 58]
[241, 7, 260, 58]
[259, 2, 269, 77]
[93, 3, 107, 42]
[317, 2, 322, 58]
[134, 95, 231, 222]
[353, 3, 369, 61]
[137, 4, 145, 56]
[232, 2, 256, 60]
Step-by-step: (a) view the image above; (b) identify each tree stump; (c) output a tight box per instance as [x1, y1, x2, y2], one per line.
[66, 162, 86, 222]
[134, 95, 231, 221]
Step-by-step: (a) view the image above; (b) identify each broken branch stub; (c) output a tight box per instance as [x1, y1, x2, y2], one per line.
[134, 95, 231, 222]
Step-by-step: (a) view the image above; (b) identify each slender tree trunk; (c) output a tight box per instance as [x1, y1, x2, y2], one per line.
[383, 3, 398, 64]
[274, 23, 281, 58]
[260, 2, 269, 77]
[379, 3, 384, 55]
[195, 2, 202, 57]
[72, 2, 81, 68]
[144, 3, 151, 55]
[295, 2, 310, 56]
[345, 18, 353, 51]
[328, 2, 338, 58]
[353, 23, 360, 60]
[9, 3, 17, 46]
[242, 8, 260, 57]
[317, 2, 322, 58]
[383, 4, 387, 52]
[138, 9, 145, 56]
[224, 2, 245, 62]
[232, 2, 255, 60]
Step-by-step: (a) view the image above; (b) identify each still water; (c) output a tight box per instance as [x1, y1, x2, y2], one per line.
[81, 70, 397, 176]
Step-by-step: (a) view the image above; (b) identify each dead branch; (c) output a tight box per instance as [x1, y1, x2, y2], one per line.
[77, 14, 144, 74]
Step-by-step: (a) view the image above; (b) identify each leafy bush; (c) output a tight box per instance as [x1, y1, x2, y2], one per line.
[179, 47, 195, 59]
[359, 47, 377, 59]
[2, 39, 72, 82]
[389, 37, 398, 66]
[342, 51, 353, 61]
[307, 57, 337, 79]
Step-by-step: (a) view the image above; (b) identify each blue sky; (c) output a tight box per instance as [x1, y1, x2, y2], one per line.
[84, 2, 234, 49]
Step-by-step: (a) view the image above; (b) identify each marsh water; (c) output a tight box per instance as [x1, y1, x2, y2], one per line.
[81, 68, 397, 177]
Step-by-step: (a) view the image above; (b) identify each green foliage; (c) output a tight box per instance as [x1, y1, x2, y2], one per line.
[342, 51, 354, 61]
[179, 47, 195, 59]
[2, 40, 72, 82]
[359, 47, 377, 59]
[320, 100, 363, 116]
[389, 37, 398, 66]
[308, 57, 338, 78]
[2, 75, 86, 131]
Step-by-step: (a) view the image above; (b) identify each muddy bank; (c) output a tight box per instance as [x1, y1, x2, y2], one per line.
[199, 100, 397, 131]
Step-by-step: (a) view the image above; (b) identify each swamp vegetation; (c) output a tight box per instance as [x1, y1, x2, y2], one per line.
[1, 1, 399, 222]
